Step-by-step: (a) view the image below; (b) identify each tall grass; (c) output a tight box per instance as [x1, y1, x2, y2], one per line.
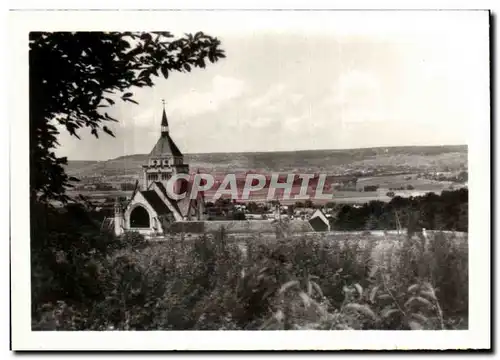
[32, 230, 468, 330]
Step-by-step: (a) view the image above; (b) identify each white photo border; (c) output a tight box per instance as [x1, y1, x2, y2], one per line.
[9, 5, 491, 351]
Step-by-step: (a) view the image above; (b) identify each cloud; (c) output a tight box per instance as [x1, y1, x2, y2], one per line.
[167, 75, 247, 117]
[290, 93, 305, 104]
[326, 70, 388, 125]
[246, 83, 286, 108]
[284, 116, 304, 132]
[57, 19, 482, 160]
[130, 107, 156, 125]
[331, 70, 381, 106]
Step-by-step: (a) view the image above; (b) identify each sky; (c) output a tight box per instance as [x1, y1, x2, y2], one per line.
[54, 11, 489, 161]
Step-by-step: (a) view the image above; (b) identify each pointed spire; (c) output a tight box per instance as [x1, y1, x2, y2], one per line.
[161, 99, 169, 136]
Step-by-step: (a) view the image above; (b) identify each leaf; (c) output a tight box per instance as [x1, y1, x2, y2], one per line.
[422, 282, 437, 293]
[408, 320, 424, 330]
[377, 294, 392, 301]
[369, 286, 379, 303]
[123, 92, 133, 98]
[138, 69, 150, 78]
[411, 313, 429, 324]
[103, 126, 115, 137]
[197, 58, 206, 68]
[404, 296, 433, 309]
[278, 280, 299, 294]
[123, 98, 139, 105]
[311, 281, 324, 298]
[183, 63, 191, 72]
[298, 292, 311, 308]
[105, 97, 115, 105]
[354, 283, 363, 298]
[140, 33, 152, 41]
[380, 307, 400, 319]
[103, 113, 117, 122]
[407, 284, 419, 293]
[160, 63, 169, 79]
[344, 303, 379, 321]
[419, 290, 437, 301]
[274, 310, 284, 322]
[258, 267, 269, 275]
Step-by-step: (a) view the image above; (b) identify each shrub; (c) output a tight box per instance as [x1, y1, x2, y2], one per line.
[32, 203, 468, 331]
[120, 232, 147, 249]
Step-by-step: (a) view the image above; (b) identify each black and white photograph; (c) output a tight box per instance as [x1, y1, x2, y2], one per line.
[9, 7, 491, 351]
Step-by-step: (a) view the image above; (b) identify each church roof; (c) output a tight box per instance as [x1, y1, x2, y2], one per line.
[149, 133, 183, 158]
[153, 182, 182, 214]
[308, 216, 329, 232]
[161, 106, 169, 127]
[140, 190, 171, 215]
[152, 181, 204, 219]
[149, 107, 182, 158]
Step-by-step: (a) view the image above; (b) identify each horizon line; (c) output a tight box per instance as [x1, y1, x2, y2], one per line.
[67, 143, 468, 162]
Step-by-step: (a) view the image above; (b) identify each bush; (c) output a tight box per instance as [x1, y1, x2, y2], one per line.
[120, 232, 147, 249]
[31, 200, 468, 330]
[334, 189, 468, 232]
[32, 223, 468, 330]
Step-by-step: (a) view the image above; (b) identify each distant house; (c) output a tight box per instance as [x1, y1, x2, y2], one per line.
[308, 209, 331, 232]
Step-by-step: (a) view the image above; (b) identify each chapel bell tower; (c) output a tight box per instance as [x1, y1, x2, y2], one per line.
[142, 100, 189, 190]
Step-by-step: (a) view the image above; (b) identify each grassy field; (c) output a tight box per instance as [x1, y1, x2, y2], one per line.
[66, 187, 447, 207]
[66, 190, 133, 200]
[32, 229, 468, 331]
[66, 175, 452, 206]
[356, 174, 451, 190]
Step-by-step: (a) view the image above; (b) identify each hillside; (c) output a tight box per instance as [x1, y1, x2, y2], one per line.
[65, 145, 468, 178]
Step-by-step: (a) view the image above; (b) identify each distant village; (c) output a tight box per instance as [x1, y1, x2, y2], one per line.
[64, 103, 468, 239]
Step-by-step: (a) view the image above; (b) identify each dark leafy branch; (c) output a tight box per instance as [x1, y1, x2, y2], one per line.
[30, 31, 225, 203]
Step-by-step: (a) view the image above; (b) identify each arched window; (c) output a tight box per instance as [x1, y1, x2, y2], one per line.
[130, 206, 150, 228]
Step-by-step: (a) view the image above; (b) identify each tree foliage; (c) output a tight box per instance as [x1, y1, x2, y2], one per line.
[333, 189, 468, 232]
[30, 31, 225, 203]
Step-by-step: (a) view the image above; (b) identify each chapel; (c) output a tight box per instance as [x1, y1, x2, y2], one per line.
[113, 102, 206, 236]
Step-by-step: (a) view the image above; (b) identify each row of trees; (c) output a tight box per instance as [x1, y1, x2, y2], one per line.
[419, 170, 468, 183]
[388, 184, 415, 191]
[333, 189, 468, 232]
